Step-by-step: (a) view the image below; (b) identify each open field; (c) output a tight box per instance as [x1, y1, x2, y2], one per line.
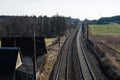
[116, 48, 120, 53]
[89, 23, 120, 79]
[90, 23, 120, 35]
[0, 41, 1, 47]
[89, 35, 120, 79]
[89, 23, 120, 53]
[45, 38, 56, 46]
[89, 35, 120, 52]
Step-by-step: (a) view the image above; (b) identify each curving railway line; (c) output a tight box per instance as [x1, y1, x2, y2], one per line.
[49, 25, 108, 80]
[77, 27, 96, 80]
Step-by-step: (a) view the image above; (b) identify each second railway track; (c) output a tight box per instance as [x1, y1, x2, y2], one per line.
[54, 28, 79, 80]
[49, 27, 80, 80]
[49, 26, 107, 80]
[77, 27, 96, 80]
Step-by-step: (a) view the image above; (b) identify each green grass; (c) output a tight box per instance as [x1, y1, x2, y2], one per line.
[45, 38, 56, 46]
[116, 48, 120, 53]
[0, 41, 1, 47]
[90, 23, 120, 35]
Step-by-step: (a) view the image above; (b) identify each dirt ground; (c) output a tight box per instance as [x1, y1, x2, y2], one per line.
[89, 34, 120, 79]
[89, 35, 120, 52]
[39, 32, 70, 80]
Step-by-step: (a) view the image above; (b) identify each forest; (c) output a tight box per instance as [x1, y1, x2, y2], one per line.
[89, 15, 120, 24]
[0, 15, 80, 37]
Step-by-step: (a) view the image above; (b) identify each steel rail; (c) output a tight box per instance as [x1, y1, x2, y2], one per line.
[77, 27, 96, 80]
[55, 28, 78, 80]
[49, 28, 78, 80]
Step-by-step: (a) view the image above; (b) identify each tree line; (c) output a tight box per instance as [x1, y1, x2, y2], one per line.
[0, 15, 80, 37]
[89, 15, 120, 24]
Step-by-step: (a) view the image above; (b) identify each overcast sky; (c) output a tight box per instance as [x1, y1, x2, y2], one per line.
[0, 0, 120, 20]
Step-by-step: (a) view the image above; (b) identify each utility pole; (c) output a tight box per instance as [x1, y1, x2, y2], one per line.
[41, 17, 44, 35]
[84, 19, 89, 40]
[82, 23, 84, 37]
[56, 14, 60, 47]
[33, 20, 37, 80]
[107, 24, 108, 35]
[86, 23, 89, 40]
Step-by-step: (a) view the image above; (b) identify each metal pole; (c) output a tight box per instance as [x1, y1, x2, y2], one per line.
[33, 26, 37, 80]
[87, 23, 89, 40]
[57, 15, 60, 47]
[107, 24, 108, 35]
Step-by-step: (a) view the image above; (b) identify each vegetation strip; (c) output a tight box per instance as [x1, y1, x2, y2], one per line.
[90, 23, 120, 35]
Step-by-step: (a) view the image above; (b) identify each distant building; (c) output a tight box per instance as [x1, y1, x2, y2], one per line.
[15, 37, 46, 80]
[1, 37, 47, 55]
[15, 55, 45, 80]
[0, 47, 22, 80]
[1, 37, 16, 47]
[1, 37, 47, 80]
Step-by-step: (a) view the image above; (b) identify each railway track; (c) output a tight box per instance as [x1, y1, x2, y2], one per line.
[49, 28, 79, 80]
[69, 29, 83, 80]
[50, 26, 107, 80]
[55, 28, 79, 80]
[77, 27, 96, 80]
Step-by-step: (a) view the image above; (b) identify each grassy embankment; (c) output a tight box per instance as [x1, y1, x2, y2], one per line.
[45, 38, 56, 46]
[0, 41, 1, 47]
[40, 37, 57, 80]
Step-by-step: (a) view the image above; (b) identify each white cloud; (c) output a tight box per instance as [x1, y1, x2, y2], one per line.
[0, 0, 120, 20]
